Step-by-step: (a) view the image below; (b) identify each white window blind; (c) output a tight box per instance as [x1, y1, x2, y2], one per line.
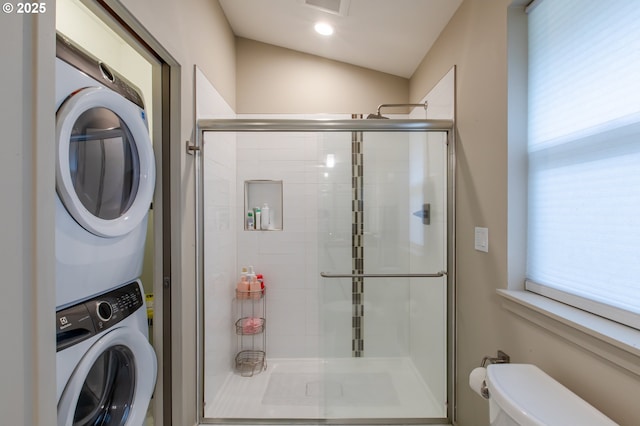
[526, 0, 640, 329]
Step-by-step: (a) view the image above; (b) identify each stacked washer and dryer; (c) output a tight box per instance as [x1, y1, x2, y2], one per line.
[55, 33, 157, 426]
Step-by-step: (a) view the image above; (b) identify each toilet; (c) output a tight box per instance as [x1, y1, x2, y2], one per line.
[485, 364, 618, 426]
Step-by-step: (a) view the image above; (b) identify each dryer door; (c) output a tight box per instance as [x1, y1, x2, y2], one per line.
[56, 86, 155, 238]
[57, 326, 157, 426]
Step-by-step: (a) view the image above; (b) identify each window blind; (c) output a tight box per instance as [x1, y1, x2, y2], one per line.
[526, 0, 640, 329]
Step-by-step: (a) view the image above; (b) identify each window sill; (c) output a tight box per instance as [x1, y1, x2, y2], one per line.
[497, 289, 640, 377]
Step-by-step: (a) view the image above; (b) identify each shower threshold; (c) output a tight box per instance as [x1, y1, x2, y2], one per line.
[205, 357, 445, 423]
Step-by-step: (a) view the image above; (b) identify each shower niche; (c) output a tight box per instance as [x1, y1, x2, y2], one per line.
[244, 180, 283, 231]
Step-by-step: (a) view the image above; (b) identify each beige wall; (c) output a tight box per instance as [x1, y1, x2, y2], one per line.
[410, 1, 640, 425]
[236, 37, 409, 114]
[122, 0, 236, 108]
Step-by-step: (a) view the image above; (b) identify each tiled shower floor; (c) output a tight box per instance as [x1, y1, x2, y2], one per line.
[204, 357, 445, 421]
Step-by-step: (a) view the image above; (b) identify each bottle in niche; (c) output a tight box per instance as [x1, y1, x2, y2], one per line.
[246, 211, 254, 230]
[254, 207, 261, 230]
[261, 203, 270, 230]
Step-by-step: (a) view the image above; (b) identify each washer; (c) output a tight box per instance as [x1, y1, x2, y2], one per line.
[55, 33, 155, 308]
[56, 280, 156, 426]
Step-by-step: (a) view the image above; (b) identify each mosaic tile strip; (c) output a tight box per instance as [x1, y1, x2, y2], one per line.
[351, 114, 364, 357]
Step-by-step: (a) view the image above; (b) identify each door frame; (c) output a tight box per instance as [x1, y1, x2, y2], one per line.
[193, 117, 456, 424]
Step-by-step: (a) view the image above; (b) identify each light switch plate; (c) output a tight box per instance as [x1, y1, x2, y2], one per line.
[475, 227, 489, 252]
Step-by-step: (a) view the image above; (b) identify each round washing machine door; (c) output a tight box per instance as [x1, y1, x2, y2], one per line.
[56, 86, 155, 238]
[57, 326, 157, 426]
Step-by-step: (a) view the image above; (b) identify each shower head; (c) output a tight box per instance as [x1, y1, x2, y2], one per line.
[366, 102, 428, 119]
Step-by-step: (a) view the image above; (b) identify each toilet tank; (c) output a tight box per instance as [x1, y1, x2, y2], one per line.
[486, 364, 618, 426]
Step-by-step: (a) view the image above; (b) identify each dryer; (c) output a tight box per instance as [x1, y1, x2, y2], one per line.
[56, 280, 156, 426]
[55, 33, 155, 308]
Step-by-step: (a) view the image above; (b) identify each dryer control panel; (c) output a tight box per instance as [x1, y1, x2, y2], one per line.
[56, 281, 144, 352]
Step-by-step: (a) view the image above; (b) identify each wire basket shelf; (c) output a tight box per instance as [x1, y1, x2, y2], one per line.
[235, 317, 265, 335]
[235, 350, 266, 377]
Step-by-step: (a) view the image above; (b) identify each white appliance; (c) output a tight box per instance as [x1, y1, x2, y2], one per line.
[55, 33, 155, 308]
[56, 280, 156, 426]
[484, 363, 617, 426]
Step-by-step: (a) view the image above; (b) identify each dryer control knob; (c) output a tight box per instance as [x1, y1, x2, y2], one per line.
[96, 301, 113, 322]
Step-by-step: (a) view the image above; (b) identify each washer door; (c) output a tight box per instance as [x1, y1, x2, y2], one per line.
[56, 86, 155, 238]
[57, 327, 157, 426]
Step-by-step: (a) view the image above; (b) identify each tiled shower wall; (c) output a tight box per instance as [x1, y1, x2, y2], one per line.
[233, 115, 448, 364]
[197, 67, 237, 403]
[235, 114, 351, 358]
[203, 129, 237, 400]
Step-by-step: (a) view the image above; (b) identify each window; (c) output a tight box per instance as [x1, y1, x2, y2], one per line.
[526, 0, 640, 330]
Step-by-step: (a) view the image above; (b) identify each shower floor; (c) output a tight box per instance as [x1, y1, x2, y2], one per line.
[205, 357, 445, 421]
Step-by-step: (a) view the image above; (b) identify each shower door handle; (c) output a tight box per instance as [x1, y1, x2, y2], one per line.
[320, 271, 446, 278]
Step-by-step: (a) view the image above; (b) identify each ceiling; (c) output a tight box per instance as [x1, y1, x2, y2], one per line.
[217, 0, 463, 79]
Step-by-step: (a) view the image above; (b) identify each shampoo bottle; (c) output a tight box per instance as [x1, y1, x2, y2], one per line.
[256, 273, 265, 295]
[246, 211, 254, 230]
[247, 266, 261, 299]
[261, 203, 270, 230]
[254, 207, 261, 230]
[236, 267, 249, 299]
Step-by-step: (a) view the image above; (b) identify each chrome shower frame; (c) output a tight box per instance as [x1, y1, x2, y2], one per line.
[191, 117, 456, 425]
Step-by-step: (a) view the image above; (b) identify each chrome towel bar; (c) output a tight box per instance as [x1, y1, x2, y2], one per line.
[320, 271, 446, 278]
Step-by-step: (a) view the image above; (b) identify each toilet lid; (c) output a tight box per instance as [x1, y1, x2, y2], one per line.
[486, 364, 617, 426]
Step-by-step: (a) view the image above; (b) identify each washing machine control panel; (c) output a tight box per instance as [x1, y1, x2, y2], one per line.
[56, 281, 144, 352]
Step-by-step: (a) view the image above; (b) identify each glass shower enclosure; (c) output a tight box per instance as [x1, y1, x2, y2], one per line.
[195, 118, 455, 425]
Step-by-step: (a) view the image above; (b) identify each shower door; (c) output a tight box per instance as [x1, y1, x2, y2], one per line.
[197, 118, 453, 425]
[318, 129, 450, 423]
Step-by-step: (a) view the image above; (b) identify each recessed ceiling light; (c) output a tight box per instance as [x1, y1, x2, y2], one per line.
[314, 22, 334, 36]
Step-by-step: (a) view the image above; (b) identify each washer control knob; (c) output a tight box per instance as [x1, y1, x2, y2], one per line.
[96, 301, 113, 322]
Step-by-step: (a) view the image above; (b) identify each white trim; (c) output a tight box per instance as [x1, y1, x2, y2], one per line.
[498, 289, 640, 377]
[526, 280, 640, 331]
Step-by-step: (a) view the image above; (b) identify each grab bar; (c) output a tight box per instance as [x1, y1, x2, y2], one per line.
[320, 271, 446, 278]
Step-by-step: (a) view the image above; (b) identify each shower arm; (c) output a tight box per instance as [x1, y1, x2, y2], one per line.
[374, 102, 428, 117]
